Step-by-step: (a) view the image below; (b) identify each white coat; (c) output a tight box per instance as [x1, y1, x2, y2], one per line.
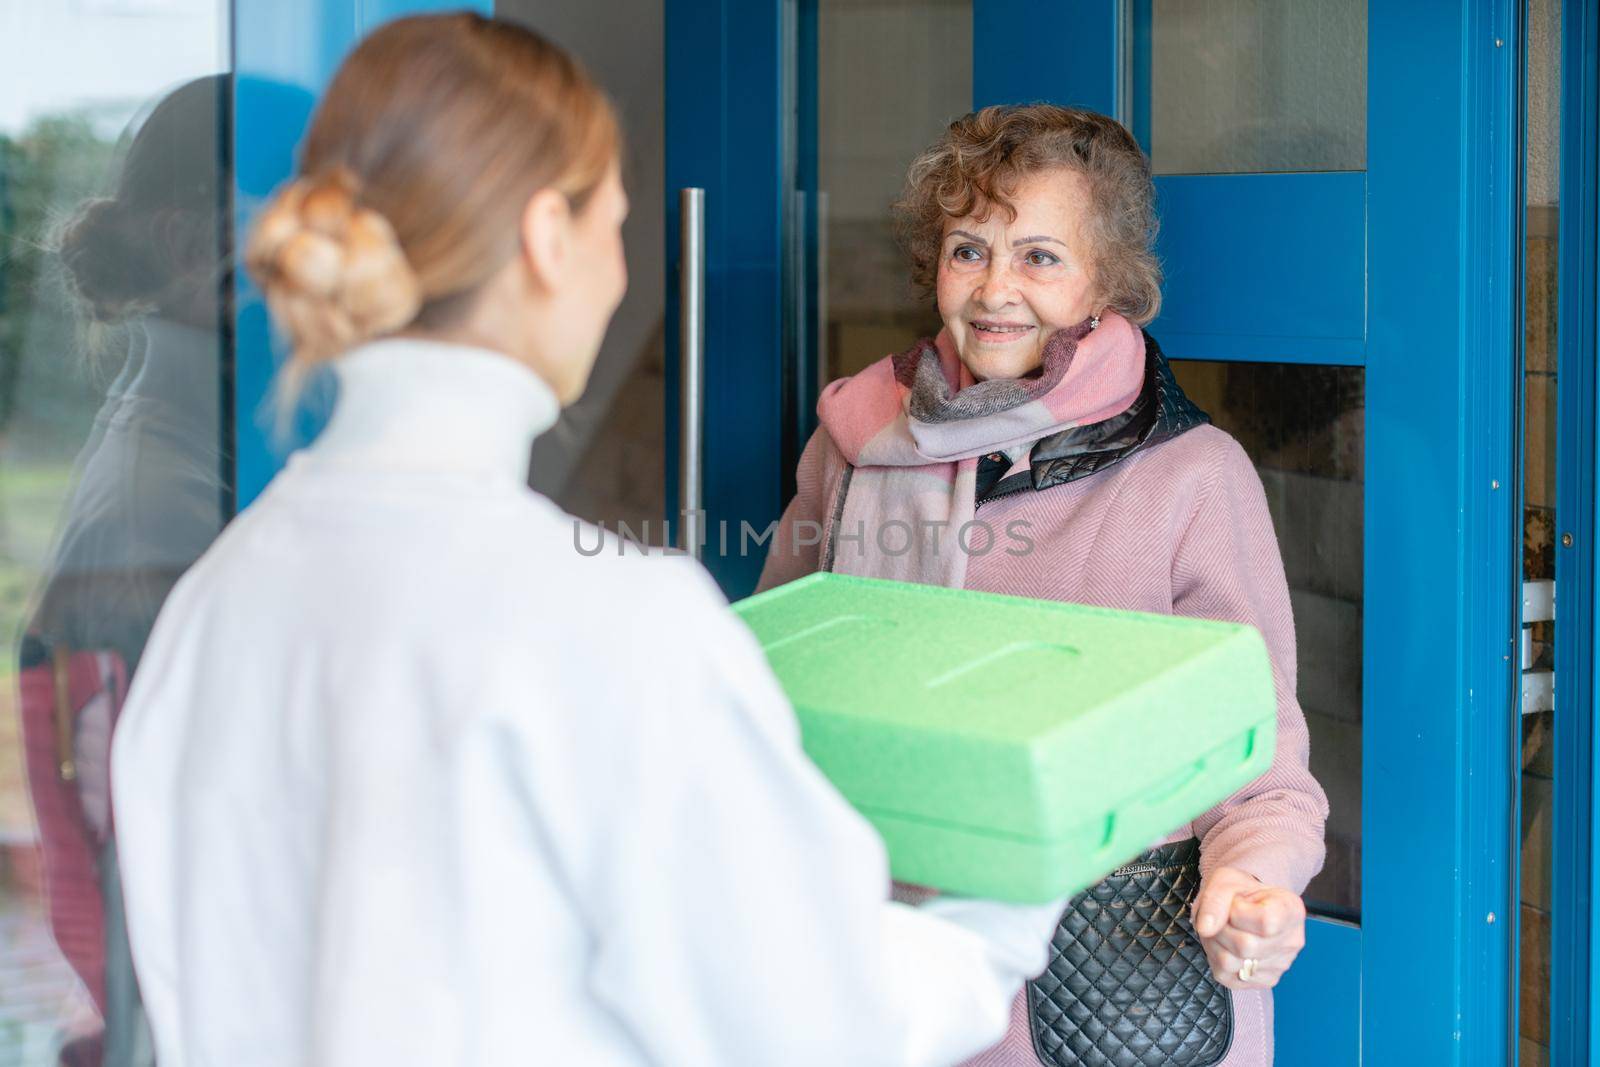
[110, 339, 1063, 1067]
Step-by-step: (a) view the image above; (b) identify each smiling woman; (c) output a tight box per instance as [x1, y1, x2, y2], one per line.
[896, 106, 1162, 385]
[935, 170, 1100, 382]
[759, 104, 1327, 1067]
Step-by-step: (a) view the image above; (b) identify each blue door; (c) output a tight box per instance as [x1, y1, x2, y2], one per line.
[972, 3, 1520, 1061]
[768, 0, 1525, 1062]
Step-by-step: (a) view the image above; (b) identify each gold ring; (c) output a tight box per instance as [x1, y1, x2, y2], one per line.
[1238, 958, 1259, 982]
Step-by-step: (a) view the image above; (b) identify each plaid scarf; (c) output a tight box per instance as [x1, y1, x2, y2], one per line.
[816, 312, 1146, 588]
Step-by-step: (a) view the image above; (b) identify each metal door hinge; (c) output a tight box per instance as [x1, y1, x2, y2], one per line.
[1522, 579, 1554, 716]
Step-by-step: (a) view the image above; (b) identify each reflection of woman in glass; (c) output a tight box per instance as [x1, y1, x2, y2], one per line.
[761, 106, 1328, 1067]
[20, 74, 229, 1066]
[42, 75, 229, 666]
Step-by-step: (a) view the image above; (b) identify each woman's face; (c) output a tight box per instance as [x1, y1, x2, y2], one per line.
[935, 167, 1100, 382]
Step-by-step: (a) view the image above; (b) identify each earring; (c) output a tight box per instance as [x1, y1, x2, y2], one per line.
[1089, 313, 1101, 330]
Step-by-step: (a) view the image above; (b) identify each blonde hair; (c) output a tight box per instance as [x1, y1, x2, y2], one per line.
[894, 105, 1162, 326]
[245, 13, 619, 385]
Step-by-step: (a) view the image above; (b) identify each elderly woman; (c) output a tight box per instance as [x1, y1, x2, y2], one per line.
[758, 105, 1328, 1067]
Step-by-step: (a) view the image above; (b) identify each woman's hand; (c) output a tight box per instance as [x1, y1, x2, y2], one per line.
[1191, 866, 1307, 991]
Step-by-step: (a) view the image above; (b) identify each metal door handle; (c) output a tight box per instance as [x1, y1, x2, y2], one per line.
[816, 190, 829, 397]
[679, 187, 706, 558]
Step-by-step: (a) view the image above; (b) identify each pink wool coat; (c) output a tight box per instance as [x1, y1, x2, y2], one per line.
[757, 421, 1329, 1067]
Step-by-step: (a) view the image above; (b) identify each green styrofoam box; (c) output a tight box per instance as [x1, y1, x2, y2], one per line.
[733, 573, 1277, 903]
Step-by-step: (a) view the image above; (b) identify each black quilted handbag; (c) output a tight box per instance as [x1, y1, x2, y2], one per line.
[1027, 838, 1232, 1067]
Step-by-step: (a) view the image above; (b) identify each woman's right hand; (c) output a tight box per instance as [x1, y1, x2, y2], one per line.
[1192, 866, 1308, 991]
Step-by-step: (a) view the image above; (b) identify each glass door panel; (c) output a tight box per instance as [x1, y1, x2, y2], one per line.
[1132, 0, 1370, 363]
[816, 0, 972, 385]
[1170, 362, 1364, 919]
[0, 3, 232, 1063]
[1143, 0, 1366, 176]
[1521, 0, 1561, 1061]
[497, 0, 668, 541]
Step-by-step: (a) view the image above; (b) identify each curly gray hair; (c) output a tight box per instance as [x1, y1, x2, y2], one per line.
[894, 104, 1162, 326]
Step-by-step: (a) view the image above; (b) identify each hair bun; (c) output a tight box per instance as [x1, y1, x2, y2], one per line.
[59, 197, 165, 319]
[246, 168, 422, 364]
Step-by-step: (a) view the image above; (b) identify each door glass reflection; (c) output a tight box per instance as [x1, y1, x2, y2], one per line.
[1170, 361, 1364, 918]
[497, 0, 668, 539]
[817, 0, 972, 384]
[0, 4, 231, 1064]
[1142, 0, 1367, 175]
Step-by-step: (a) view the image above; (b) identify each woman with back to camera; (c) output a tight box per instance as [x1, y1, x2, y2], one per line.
[108, 15, 1070, 1067]
[760, 106, 1329, 1066]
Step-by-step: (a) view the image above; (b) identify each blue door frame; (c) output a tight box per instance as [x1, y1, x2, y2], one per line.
[1554, 0, 1600, 1060]
[971, 1, 1522, 1061]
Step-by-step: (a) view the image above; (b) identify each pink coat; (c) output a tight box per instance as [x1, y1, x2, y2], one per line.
[758, 422, 1329, 1067]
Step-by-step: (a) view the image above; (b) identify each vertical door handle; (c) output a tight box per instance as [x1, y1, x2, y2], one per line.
[816, 190, 829, 397]
[679, 187, 706, 558]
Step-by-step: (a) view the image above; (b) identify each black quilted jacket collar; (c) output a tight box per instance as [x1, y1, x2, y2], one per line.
[976, 332, 1211, 507]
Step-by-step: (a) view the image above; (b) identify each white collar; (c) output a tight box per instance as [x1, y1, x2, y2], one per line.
[302, 338, 560, 483]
